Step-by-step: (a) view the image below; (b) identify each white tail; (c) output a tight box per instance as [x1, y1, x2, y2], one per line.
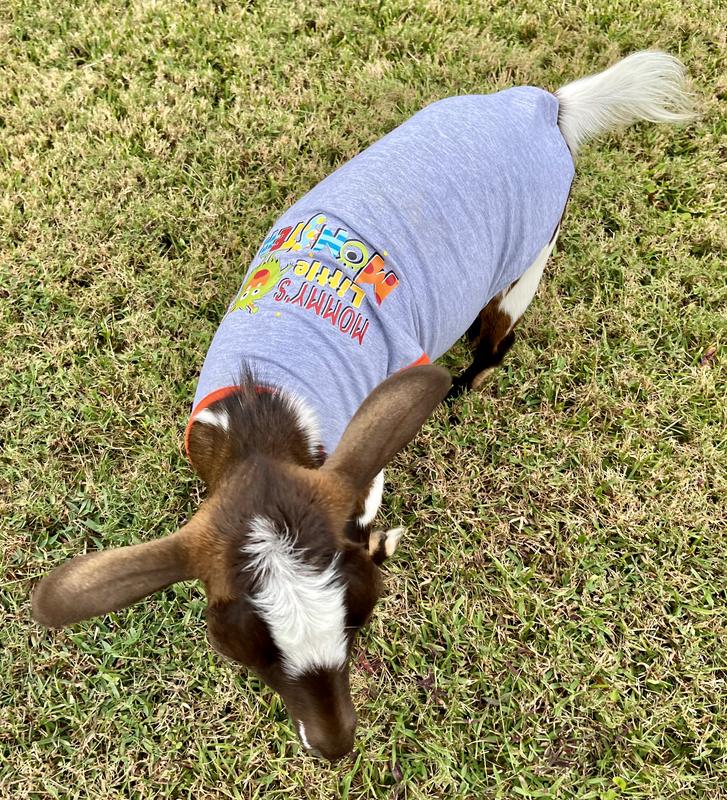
[555, 51, 694, 155]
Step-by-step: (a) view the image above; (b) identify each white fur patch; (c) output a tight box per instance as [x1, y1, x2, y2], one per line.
[194, 407, 230, 432]
[357, 471, 384, 527]
[499, 235, 557, 324]
[243, 516, 347, 678]
[298, 721, 311, 750]
[368, 526, 404, 559]
[383, 526, 404, 557]
[282, 392, 322, 460]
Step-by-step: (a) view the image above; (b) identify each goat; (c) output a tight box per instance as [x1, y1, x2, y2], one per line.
[32, 51, 693, 761]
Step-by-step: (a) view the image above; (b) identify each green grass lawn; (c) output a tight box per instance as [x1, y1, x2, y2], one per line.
[1, 1, 725, 797]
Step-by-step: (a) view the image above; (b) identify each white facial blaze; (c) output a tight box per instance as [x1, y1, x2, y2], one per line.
[297, 721, 312, 750]
[243, 516, 347, 677]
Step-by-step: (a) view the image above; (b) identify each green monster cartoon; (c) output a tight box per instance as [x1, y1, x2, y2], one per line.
[231, 256, 289, 314]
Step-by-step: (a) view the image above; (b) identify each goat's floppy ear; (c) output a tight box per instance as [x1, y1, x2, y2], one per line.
[31, 526, 198, 629]
[368, 527, 404, 565]
[322, 365, 451, 494]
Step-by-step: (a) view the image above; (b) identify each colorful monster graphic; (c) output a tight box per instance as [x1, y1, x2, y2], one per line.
[231, 257, 290, 314]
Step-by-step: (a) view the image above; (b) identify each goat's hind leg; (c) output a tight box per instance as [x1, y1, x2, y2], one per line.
[447, 297, 515, 399]
[448, 232, 558, 400]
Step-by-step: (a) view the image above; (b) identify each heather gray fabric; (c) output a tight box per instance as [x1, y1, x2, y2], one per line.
[191, 87, 574, 455]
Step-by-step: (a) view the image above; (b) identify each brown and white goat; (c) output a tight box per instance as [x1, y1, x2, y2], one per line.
[32, 366, 450, 760]
[32, 51, 692, 760]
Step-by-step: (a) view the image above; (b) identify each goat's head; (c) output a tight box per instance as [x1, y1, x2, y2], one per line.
[31, 366, 451, 760]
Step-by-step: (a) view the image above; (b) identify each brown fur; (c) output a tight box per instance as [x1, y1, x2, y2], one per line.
[32, 365, 451, 761]
[31, 530, 194, 628]
[188, 375, 324, 491]
[181, 369, 451, 760]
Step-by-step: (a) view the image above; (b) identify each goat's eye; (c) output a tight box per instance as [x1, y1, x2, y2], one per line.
[341, 546, 382, 634]
[346, 616, 361, 631]
[345, 608, 372, 631]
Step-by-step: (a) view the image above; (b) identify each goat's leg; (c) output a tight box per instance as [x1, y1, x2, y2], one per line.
[448, 322, 515, 399]
[448, 231, 559, 399]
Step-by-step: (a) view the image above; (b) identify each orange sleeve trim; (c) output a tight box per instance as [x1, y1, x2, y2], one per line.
[403, 352, 430, 369]
[184, 385, 240, 457]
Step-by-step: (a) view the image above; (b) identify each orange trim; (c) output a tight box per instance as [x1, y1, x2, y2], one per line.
[403, 352, 430, 369]
[184, 385, 240, 457]
[185, 355, 430, 460]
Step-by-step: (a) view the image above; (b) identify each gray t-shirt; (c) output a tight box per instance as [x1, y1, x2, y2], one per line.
[191, 87, 574, 455]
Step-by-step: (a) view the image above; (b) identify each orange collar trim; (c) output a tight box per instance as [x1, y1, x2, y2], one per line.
[184, 353, 429, 459]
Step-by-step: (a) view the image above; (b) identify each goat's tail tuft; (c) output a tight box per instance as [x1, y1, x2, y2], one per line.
[555, 51, 695, 155]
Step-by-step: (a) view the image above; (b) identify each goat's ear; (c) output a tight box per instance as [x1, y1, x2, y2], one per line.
[31, 526, 198, 629]
[322, 365, 451, 494]
[368, 527, 404, 565]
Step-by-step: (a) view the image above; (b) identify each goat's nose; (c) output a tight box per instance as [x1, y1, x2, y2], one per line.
[315, 733, 355, 763]
[299, 716, 357, 762]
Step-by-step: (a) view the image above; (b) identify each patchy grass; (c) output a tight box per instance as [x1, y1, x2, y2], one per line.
[1, 1, 725, 798]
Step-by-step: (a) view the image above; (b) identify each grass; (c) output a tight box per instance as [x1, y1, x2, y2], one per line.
[1, 0, 725, 797]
